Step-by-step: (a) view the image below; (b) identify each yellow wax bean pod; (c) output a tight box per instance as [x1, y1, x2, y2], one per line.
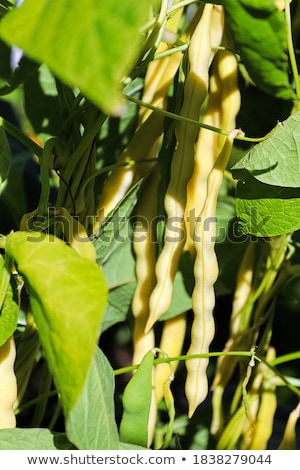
[185, 44, 240, 253]
[211, 243, 255, 436]
[154, 313, 186, 404]
[185, 129, 242, 418]
[94, 4, 184, 231]
[216, 395, 258, 450]
[184, 55, 222, 253]
[278, 402, 300, 449]
[0, 336, 17, 429]
[132, 168, 160, 367]
[240, 361, 264, 449]
[132, 47, 183, 185]
[94, 111, 164, 229]
[131, 169, 161, 447]
[217, 353, 261, 450]
[145, 4, 225, 333]
[19, 206, 96, 263]
[139, 3, 184, 124]
[249, 387, 277, 450]
[160, 374, 175, 449]
[57, 207, 96, 263]
[247, 348, 277, 450]
[275, 0, 292, 10]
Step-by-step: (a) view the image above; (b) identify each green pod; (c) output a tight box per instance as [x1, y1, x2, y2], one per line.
[119, 349, 155, 448]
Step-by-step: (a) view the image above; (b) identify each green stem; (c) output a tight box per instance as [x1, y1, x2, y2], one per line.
[115, 351, 300, 398]
[153, 43, 188, 60]
[270, 351, 300, 367]
[16, 390, 57, 415]
[1, 118, 43, 158]
[123, 94, 268, 143]
[114, 350, 257, 376]
[37, 138, 57, 216]
[48, 399, 62, 431]
[285, 0, 300, 106]
[77, 158, 157, 201]
[56, 112, 107, 209]
[140, 0, 196, 33]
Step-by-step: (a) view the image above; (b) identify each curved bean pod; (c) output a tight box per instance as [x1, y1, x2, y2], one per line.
[185, 129, 242, 418]
[185, 40, 241, 253]
[145, 4, 224, 333]
[131, 168, 160, 367]
[154, 313, 186, 404]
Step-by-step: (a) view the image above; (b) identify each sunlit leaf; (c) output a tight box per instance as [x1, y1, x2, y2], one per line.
[232, 113, 300, 188]
[231, 113, 300, 236]
[0, 428, 74, 450]
[0, 256, 18, 347]
[0, 0, 153, 114]
[5, 231, 108, 416]
[224, 0, 294, 100]
[66, 347, 119, 450]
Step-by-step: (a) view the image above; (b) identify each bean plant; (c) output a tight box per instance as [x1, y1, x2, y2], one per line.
[0, 0, 299, 451]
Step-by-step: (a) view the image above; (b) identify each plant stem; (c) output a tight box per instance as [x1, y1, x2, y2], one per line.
[1, 117, 43, 158]
[114, 350, 300, 398]
[124, 94, 268, 143]
[114, 350, 257, 376]
[285, 0, 300, 108]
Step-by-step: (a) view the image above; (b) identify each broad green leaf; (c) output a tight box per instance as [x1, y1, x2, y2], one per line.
[23, 64, 65, 137]
[231, 113, 300, 236]
[231, 113, 300, 188]
[119, 349, 155, 448]
[5, 231, 108, 416]
[93, 181, 141, 331]
[66, 347, 119, 450]
[0, 125, 10, 193]
[233, 172, 300, 236]
[224, 0, 294, 100]
[0, 0, 152, 114]
[119, 442, 148, 450]
[0, 258, 18, 346]
[0, 428, 75, 450]
[93, 180, 142, 265]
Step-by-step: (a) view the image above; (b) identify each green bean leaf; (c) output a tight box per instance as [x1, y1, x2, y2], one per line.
[0, 428, 75, 450]
[0, 0, 153, 114]
[224, 0, 295, 100]
[66, 347, 119, 450]
[92, 181, 142, 332]
[0, 254, 18, 346]
[232, 113, 300, 188]
[233, 174, 300, 237]
[119, 349, 155, 448]
[0, 280, 18, 347]
[93, 180, 142, 266]
[231, 112, 300, 236]
[5, 231, 108, 416]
